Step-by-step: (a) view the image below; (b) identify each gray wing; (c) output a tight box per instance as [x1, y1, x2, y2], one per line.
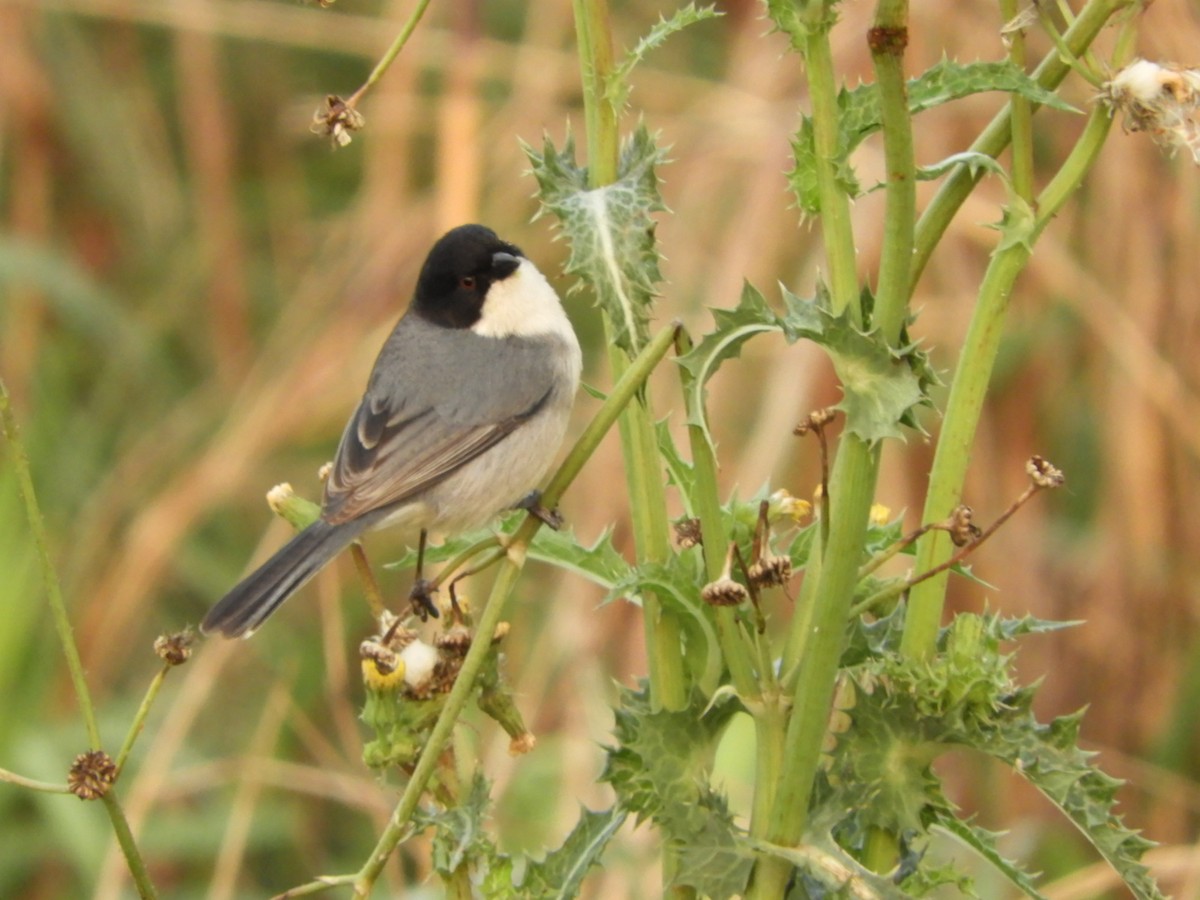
[322, 315, 561, 524]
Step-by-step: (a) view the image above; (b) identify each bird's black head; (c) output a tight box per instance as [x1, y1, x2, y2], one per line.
[413, 224, 524, 329]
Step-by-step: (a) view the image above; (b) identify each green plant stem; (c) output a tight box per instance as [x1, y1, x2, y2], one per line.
[348, 323, 680, 897]
[861, 0, 912, 873]
[673, 330, 758, 698]
[750, 17, 882, 894]
[805, 30, 862, 328]
[345, 0, 433, 106]
[573, 0, 687, 714]
[100, 791, 159, 899]
[752, 442, 880, 900]
[0, 767, 71, 793]
[114, 664, 171, 773]
[1002, 0, 1035, 204]
[1, 380, 102, 749]
[911, 0, 1133, 286]
[902, 104, 1117, 659]
[868, 0, 915, 344]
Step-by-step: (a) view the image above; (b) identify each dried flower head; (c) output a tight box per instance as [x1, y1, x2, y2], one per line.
[154, 630, 194, 666]
[317, 461, 333, 482]
[674, 517, 703, 549]
[68, 750, 117, 801]
[360, 639, 400, 676]
[748, 554, 792, 589]
[311, 95, 365, 148]
[702, 576, 749, 607]
[947, 504, 982, 547]
[1026, 455, 1065, 489]
[435, 626, 473, 658]
[1100, 59, 1200, 164]
[509, 733, 537, 755]
[793, 407, 837, 437]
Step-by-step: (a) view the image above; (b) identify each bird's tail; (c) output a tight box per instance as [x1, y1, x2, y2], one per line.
[202, 519, 366, 638]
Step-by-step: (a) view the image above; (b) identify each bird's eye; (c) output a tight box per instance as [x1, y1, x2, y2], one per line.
[460, 275, 476, 289]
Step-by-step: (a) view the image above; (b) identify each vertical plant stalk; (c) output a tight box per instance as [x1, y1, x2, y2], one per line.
[1, 379, 102, 750]
[902, 103, 1121, 658]
[751, 11, 879, 896]
[348, 324, 680, 898]
[572, 0, 687, 712]
[861, 0, 914, 874]
[1, 381, 159, 897]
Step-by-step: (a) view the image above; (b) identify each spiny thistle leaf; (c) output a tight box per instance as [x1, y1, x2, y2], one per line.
[751, 833, 913, 899]
[931, 814, 1048, 900]
[790, 59, 1078, 214]
[678, 282, 934, 447]
[528, 525, 632, 592]
[780, 285, 931, 443]
[602, 685, 751, 898]
[822, 613, 1165, 900]
[418, 772, 498, 878]
[514, 806, 627, 899]
[607, 4, 723, 111]
[527, 127, 666, 354]
[676, 281, 785, 450]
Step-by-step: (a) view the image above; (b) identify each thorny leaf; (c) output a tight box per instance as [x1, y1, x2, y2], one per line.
[602, 684, 751, 899]
[607, 4, 723, 112]
[819, 613, 1165, 900]
[527, 127, 666, 354]
[790, 59, 1078, 215]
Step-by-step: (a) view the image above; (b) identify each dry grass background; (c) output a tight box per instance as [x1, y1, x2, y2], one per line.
[2, 0, 1200, 896]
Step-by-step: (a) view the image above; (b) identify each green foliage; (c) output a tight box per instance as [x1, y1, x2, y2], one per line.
[790, 60, 1077, 215]
[607, 4, 724, 111]
[526, 127, 667, 354]
[678, 280, 935, 446]
[602, 684, 752, 898]
[814, 613, 1164, 899]
[417, 773, 626, 898]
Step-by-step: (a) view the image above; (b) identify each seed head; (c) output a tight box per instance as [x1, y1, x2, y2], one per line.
[1100, 60, 1200, 164]
[1026, 455, 1065, 489]
[947, 505, 982, 547]
[153, 629, 194, 666]
[702, 577, 749, 607]
[68, 750, 117, 801]
[674, 517, 703, 549]
[311, 95, 365, 148]
[748, 554, 792, 589]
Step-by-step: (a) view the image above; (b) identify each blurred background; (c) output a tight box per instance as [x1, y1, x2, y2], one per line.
[2, 0, 1199, 896]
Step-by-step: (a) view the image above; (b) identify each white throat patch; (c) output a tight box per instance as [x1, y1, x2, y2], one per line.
[471, 260, 574, 341]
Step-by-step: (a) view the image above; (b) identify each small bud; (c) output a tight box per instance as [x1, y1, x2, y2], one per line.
[674, 517, 703, 549]
[947, 505, 982, 547]
[267, 483, 321, 530]
[317, 461, 333, 482]
[1026, 455, 1065, 489]
[68, 750, 117, 801]
[311, 95, 365, 148]
[702, 577, 749, 607]
[869, 504, 891, 526]
[153, 630, 193, 666]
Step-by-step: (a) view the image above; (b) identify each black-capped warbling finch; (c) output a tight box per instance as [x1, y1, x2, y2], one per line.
[202, 224, 582, 638]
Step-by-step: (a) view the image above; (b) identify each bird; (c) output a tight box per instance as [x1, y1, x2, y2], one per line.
[201, 224, 582, 638]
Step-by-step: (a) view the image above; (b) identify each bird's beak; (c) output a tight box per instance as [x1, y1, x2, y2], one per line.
[491, 251, 521, 279]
